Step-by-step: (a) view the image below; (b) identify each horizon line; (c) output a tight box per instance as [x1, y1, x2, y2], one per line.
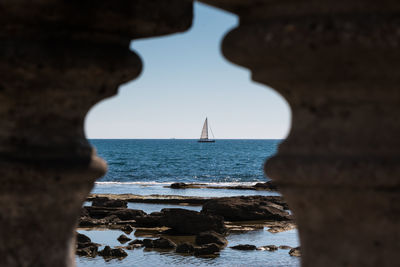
[88, 138, 284, 140]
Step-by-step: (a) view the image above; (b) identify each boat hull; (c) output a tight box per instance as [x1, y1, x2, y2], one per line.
[198, 140, 215, 143]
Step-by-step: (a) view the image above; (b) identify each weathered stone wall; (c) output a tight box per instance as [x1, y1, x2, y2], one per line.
[0, 1, 193, 266]
[201, 0, 400, 266]
[1, 0, 399, 266]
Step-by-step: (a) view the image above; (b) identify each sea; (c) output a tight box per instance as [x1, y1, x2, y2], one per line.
[77, 139, 300, 267]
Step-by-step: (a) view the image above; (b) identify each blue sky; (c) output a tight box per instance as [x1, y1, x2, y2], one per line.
[85, 2, 291, 139]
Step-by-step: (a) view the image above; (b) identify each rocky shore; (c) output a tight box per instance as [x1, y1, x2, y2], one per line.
[167, 181, 278, 191]
[77, 189, 298, 260]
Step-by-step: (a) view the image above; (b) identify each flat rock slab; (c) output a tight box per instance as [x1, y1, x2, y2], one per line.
[88, 194, 211, 205]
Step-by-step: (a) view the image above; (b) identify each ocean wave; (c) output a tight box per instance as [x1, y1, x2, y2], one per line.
[94, 181, 265, 186]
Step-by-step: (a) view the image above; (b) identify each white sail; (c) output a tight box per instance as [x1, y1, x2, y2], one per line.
[200, 118, 209, 140]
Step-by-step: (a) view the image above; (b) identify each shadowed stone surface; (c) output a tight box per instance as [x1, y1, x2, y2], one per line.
[201, 0, 400, 266]
[1, 0, 399, 266]
[0, 1, 193, 266]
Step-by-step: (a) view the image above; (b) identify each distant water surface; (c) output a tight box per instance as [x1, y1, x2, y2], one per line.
[90, 139, 281, 185]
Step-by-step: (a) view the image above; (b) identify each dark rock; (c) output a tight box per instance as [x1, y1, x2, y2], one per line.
[113, 209, 146, 220]
[117, 234, 132, 243]
[143, 238, 176, 249]
[160, 208, 226, 234]
[82, 206, 117, 219]
[92, 197, 127, 208]
[254, 181, 278, 190]
[126, 244, 142, 250]
[77, 233, 91, 244]
[257, 245, 278, 251]
[279, 245, 292, 250]
[98, 246, 128, 258]
[135, 215, 163, 227]
[195, 231, 227, 247]
[176, 242, 195, 253]
[77, 242, 100, 249]
[289, 247, 301, 257]
[202, 196, 291, 221]
[170, 182, 188, 189]
[128, 239, 144, 245]
[194, 243, 220, 256]
[230, 244, 257, 250]
[121, 225, 134, 234]
[76, 245, 98, 257]
[150, 211, 163, 216]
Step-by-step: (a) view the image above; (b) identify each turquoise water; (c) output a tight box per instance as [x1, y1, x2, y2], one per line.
[77, 139, 300, 267]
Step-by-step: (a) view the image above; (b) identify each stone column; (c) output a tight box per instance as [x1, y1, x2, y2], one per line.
[202, 1, 400, 266]
[0, 1, 192, 266]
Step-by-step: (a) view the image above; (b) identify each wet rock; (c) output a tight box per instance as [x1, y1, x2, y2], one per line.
[176, 242, 195, 253]
[117, 234, 131, 243]
[98, 246, 128, 258]
[113, 209, 146, 220]
[194, 243, 220, 256]
[170, 182, 188, 189]
[77, 233, 91, 244]
[230, 244, 257, 250]
[128, 239, 144, 245]
[267, 221, 296, 233]
[289, 247, 301, 257]
[121, 225, 134, 234]
[279, 245, 292, 250]
[257, 245, 278, 251]
[135, 214, 163, 227]
[126, 244, 143, 250]
[143, 238, 176, 249]
[254, 181, 278, 190]
[202, 196, 290, 221]
[160, 208, 226, 234]
[92, 197, 127, 208]
[76, 245, 98, 257]
[195, 231, 227, 247]
[76, 232, 100, 257]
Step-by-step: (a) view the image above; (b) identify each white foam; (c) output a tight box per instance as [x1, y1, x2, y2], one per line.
[94, 181, 265, 186]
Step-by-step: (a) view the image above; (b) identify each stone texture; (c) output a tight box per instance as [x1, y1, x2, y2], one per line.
[0, 1, 193, 266]
[1, 0, 399, 266]
[202, 196, 290, 221]
[200, 0, 400, 266]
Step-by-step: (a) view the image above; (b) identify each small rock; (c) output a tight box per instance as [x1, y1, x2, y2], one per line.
[117, 234, 132, 243]
[113, 209, 146, 221]
[128, 239, 144, 245]
[194, 243, 220, 256]
[121, 225, 134, 234]
[176, 243, 195, 253]
[77, 233, 91, 244]
[257, 245, 278, 251]
[98, 246, 128, 258]
[230, 244, 257, 250]
[254, 181, 278, 190]
[289, 247, 301, 257]
[170, 182, 188, 189]
[76, 246, 98, 257]
[92, 197, 127, 208]
[125, 244, 142, 250]
[279, 245, 292, 250]
[195, 231, 227, 247]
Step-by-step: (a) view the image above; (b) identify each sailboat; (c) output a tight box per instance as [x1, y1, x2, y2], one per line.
[198, 117, 215, 143]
